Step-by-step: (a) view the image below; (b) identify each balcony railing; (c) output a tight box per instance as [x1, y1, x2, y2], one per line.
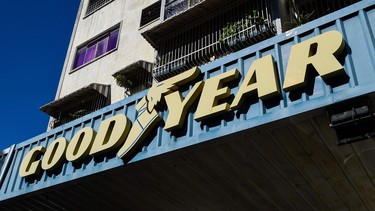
[147, 0, 361, 81]
[41, 84, 110, 129]
[50, 94, 108, 129]
[165, 0, 204, 20]
[113, 60, 153, 97]
[153, 0, 275, 81]
[282, 0, 360, 30]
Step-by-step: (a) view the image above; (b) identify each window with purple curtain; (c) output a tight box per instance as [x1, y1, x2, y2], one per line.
[73, 48, 86, 69]
[107, 29, 119, 51]
[96, 37, 109, 57]
[72, 27, 120, 70]
[84, 44, 96, 63]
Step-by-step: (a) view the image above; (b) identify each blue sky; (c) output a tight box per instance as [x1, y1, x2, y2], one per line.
[0, 1, 80, 150]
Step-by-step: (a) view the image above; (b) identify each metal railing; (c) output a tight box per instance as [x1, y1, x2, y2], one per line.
[164, 0, 204, 19]
[113, 60, 153, 97]
[152, 0, 361, 81]
[283, 0, 360, 30]
[154, 0, 275, 81]
[50, 95, 108, 129]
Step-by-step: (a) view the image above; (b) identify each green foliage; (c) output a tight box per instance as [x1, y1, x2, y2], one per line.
[221, 23, 237, 41]
[69, 109, 89, 118]
[220, 10, 265, 42]
[114, 74, 134, 89]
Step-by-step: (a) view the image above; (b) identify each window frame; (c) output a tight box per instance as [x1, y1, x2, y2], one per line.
[71, 24, 121, 73]
[84, 0, 115, 18]
[140, 1, 161, 28]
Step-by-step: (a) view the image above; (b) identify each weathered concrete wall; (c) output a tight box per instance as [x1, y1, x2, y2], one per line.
[58, 0, 158, 103]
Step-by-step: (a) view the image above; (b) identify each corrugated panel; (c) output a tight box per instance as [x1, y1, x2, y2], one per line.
[0, 145, 15, 192]
[1, 0, 375, 205]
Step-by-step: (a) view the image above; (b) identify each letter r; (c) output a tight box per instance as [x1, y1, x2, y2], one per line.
[283, 30, 346, 91]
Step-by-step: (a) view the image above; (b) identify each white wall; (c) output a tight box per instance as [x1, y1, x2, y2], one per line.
[58, 0, 158, 103]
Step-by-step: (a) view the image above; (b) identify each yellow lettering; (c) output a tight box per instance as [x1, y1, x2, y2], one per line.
[117, 97, 161, 159]
[41, 137, 67, 171]
[66, 127, 96, 162]
[90, 114, 131, 156]
[164, 81, 204, 131]
[231, 54, 280, 109]
[283, 30, 346, 91]
[19, 146, 46, 178]
[195, 69, 239, 121]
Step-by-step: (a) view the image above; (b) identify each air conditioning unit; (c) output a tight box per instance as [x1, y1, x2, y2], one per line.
[327, 98, 375, 145]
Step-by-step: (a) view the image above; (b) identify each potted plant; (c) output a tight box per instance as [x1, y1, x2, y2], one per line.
[114, 73, 135, 96]
[69, 109, 89, 119]
[220, 10, 267, 46]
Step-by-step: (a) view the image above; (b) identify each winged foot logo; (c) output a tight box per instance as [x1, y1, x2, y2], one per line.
[117, 67, 201, 159]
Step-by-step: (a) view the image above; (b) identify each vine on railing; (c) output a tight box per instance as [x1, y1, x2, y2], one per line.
[220, 10, 273, 47]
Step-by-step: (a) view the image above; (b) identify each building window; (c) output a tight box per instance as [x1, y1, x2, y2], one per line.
[86, 0, 114, 16]
[73, 27, 119, 70]
[140, 1, 161, 27]
[164, 0, 203, 19]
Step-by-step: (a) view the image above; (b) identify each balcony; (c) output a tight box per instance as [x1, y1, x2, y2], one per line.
[40, 83, 110, 129]
[141, 0, 235, 48]
[164, 0, 204, 20]
[113, 60, 153, 96]
[150, 0, 275, 81]
[141, 0, 361, 81]
[279, 0, 361, 31]
[154, 16, 275, 81]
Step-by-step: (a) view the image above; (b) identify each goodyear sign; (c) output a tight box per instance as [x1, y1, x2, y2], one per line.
[20, 30, 346, 178]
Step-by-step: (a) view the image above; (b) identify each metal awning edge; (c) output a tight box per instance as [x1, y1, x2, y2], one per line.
[40, 83, 110, 118]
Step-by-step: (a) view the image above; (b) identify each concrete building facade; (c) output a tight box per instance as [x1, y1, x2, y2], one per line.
[58, 0, 156, 101]
[41, 0, 158, 129]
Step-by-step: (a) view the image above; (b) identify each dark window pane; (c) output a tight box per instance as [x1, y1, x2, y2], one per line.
[140, 1, 161, 27]
[107, 29, 119, 51]
[86, 0, 113, 15]
[84, 44, 96, 63]
[95, 37, 109, 57]
[74, 48, 86, 68]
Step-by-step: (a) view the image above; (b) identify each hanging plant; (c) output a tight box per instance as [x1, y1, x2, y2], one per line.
[69, 109, 90, 118]
[250, 10, 265, 31]
[114, 73, 134, 89]
[220, 23, 236, 41]
[220, 10, 266, 42]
